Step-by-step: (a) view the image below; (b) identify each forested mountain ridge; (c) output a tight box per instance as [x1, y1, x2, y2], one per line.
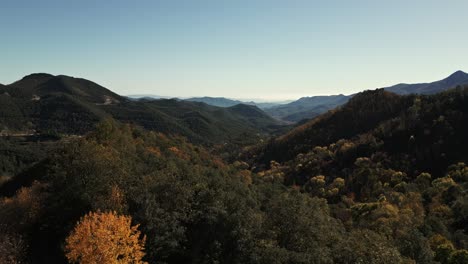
[1, 73, 124, 134]
[8, 73, 122, 103]
[0, 73, 283, 143]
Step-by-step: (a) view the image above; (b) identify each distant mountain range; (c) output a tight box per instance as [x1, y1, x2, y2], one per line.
[0, 73, 283, 144]
[384, 70, 468, 95]
[127, 94, 175, 100]
[127, 95, 290, 109]
[185, 97, 255, 107]
[264, 70, 468, 123]
[129, 71, 468, 124]
[264, 94, 350, 123]
[186, 97, 293, 109]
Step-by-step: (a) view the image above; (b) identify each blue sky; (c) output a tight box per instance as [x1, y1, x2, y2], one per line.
[1, 0, 467, 100]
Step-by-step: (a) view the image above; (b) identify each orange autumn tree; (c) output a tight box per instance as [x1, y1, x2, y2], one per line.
[65, 211, 147, 264]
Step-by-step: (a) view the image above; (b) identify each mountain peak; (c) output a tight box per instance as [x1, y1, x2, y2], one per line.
[385, 70, 468, 95]
[21, 73, 55, 80]
[446, 70, 468, 80]
[9, 73, 55, 91]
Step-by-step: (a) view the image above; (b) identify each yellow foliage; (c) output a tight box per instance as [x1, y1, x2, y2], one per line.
[310, 175, 326, 186]
[258, 161, 285, 181]
[429, 234, 454, 250]
[330, 177, 345, 189]
[432, 176, 457, 191]
[429, 203, 453, 218]
[337, 140, 355, 154]
[326, 187, 339, 197]
[65, 211, 147, 264]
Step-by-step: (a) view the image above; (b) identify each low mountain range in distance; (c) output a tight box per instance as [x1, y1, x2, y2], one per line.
[127, 95, 292, 109]
[130, 71, 468, 123]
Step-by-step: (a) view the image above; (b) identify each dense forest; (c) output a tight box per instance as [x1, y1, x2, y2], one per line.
[1, 79, 468, 263]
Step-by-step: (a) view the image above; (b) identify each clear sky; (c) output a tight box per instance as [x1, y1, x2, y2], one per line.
[1, 0, 468, 100]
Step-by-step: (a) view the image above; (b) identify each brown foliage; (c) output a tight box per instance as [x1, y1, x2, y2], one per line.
[0, 231, 27, 264]
[0, 181, 47, 232]
[145, 146, 161, 157]
[94, 185, 128, 214]
[168, 146, 189, 160]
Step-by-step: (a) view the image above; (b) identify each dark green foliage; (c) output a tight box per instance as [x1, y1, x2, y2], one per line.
[253, 189, 342, 263]
[332, 229, 404, 264]
[0, 136, 53, 189]
[105, 99, 284, 144]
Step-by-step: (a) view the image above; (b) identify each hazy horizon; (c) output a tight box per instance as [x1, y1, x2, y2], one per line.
[3, 69, 465, 102]
[2, 1, 468, 100]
